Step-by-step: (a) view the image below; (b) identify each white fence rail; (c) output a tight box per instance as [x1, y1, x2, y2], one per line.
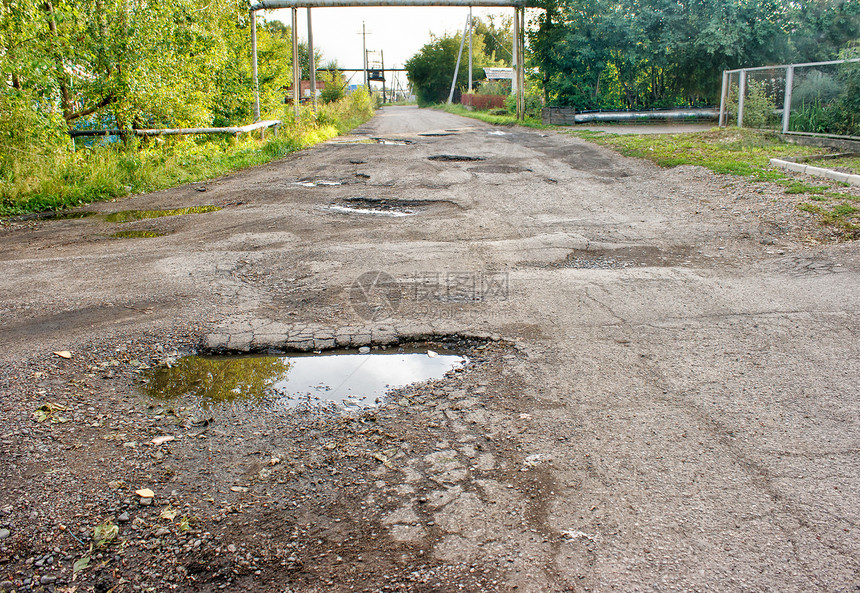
[719, 57, 860, 140]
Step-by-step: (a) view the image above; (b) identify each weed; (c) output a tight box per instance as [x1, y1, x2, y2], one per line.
[784, 182, 827, 195]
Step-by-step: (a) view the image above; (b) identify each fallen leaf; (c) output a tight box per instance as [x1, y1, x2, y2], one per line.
[372, 452, 394, 469]
[150, 435, 175, 446]
[33, 403, 68, 424]
[93, 521, 118, 547]
[135, 488, 155, 498]
[73, 556, 90, 573]
[53, 351, 72, 359]
[160, 506, 177, 521]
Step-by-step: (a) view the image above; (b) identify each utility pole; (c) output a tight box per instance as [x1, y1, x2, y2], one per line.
[307, 7, 316, 109]
[468, 7, 473, 93]
[381, 50, 386, 103]
[359, 22, 369, 88]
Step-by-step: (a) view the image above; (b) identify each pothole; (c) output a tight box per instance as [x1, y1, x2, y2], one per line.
[371, 138, 414, 145]
[552, 246, 692, 269]
[104, 205, 221, 223]
[428, 155, 486, 162]
[291, 180, 344, 187]
[418, 132, 457, 137]
[467, 165, 531, 174]
[143, 345, 468, 411]
[323, 197, 430, 217]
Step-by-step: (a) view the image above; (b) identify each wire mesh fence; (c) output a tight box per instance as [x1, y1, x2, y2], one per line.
[720, 58, 860, 139]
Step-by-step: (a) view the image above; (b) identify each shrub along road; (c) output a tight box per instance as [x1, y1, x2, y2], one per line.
[1, 106, 859, 592]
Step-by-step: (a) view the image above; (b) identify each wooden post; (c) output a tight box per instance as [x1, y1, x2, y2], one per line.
[782, 66, 794, 134]
[292, 8, 300, 117]
[251, 10, 260, 122]
[307, 8, 317, 109]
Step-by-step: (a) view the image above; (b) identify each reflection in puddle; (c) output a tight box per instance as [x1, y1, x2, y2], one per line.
[144, 350, 467, 410]
[325, 205, 416, 217]
[291, 180, 343, 187]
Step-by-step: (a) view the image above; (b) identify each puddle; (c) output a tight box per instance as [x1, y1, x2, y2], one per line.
[291, 180, 343, 187]
[39, 210, 98, 220]
[418, 132, 456, 137]
[487, 130, 508, 136]
[325, 197, 424, 217]
[110, 230, 166, 239]
[105, 205, 221, 223]
[371, 138, 413, 145]
[144, 347, 467, 410]
[428, 155, 486, 162]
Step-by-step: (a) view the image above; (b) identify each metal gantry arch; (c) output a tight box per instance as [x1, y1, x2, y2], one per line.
[248, 0, 530, 120]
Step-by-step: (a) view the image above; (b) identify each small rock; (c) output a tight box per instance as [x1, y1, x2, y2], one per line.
[117, 512, 130, 523]
[40, 576, 57, 585]
[154, 528, 170, 537]
[0, 528, 9, 539]
[0, 580, 14, 591]
[139, 497, 153, 506]
[226, 544, 237, 553]
[760, 237, 776, 245]
[358, 346, 371, 354]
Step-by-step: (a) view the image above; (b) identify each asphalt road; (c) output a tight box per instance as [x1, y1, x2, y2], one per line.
[1, 106, 859, 592]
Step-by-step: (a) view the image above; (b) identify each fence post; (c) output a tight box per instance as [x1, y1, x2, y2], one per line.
[737, 69, 746, 128]
[782, 65, 794, 134]
[719, 70, 729, 127]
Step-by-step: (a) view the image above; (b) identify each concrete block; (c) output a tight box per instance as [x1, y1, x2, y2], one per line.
[846, 174, 860, 186]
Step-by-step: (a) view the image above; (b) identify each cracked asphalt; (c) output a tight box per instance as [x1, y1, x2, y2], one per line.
[1, 106, 859, 592]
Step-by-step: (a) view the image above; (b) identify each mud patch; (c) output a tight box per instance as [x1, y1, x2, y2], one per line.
[144, 347, 468, 411]
[428, 155, 486, 162]
[104, 205, 221, 223]
[467, 165, 531, 174]
[39, 210, 98, 220]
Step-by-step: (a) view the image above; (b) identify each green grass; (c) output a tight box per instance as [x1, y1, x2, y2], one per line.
[434, 104, 551, 129]
[567, 127, 828, 182]
[0, 94, 375, 217]
[104, 205, 221, 223]
[811, 155, 860, 175]
[784, 181, 828, 195]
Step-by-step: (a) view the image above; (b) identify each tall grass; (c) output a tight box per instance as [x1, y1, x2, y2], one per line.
[0, 90, 375, 217]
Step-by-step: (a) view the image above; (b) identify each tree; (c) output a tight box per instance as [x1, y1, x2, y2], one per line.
[529, 0, 860, 109]
[405, 23, 504, 105]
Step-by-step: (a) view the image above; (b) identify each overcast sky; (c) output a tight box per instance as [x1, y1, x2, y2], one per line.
[268, 6, 514, 91]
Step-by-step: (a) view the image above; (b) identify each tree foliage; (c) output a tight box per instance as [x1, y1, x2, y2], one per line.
[529, 0, 860, 109]
[405, 19, 507, 106]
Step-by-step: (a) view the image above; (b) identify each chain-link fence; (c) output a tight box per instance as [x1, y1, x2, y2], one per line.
[720, 58, 860, 139]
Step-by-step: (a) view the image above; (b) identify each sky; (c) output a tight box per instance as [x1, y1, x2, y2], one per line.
[267, 6, 514, 92]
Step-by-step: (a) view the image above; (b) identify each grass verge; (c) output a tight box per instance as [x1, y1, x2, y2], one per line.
[434, 104, 549, 129]
[1, 93, 375, 217]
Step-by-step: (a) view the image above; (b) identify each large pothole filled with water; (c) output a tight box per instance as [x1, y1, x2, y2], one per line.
[143, 344, 468, 412]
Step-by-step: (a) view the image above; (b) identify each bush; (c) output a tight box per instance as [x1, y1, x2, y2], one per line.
[728, 79, 778, 130]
